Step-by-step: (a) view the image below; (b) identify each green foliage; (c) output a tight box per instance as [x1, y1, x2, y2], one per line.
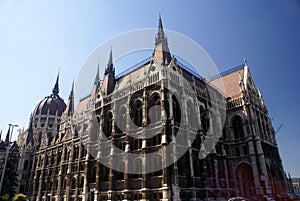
[13, 193, 27, 201]
[0, 148, 19, 199]
[0, 194, 9, 201]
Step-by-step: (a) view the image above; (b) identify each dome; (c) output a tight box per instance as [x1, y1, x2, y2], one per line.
[33, 73, 66, 116]
[34, 94, 66, 116]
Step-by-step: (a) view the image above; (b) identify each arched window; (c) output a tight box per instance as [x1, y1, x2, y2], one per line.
[133, 99, 143, 127]
[148, 93, 161, 124]
[79, 176, 84, 188]
[172, 95, 181, 126]
[119, 106, 127, 132]
[104, 111, 113, 138]
[47, 132, 52, 146]
[200, 106, 209, 133]
[232, 115, 244, 139]
[23, 160, 28, 170]
[187, 100, 197, 128]
[74, 146, 79, 160]
[71, 177, 76, 189]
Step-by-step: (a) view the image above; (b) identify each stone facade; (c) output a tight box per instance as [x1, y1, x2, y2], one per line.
[16, 17, 289, 201]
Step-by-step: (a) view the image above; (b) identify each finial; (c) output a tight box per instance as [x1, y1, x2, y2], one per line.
[243, 57, 247, 65]
[69, 80, 74, 100]
[108, 47, 113, 68]
[94, 65, 100, 85]
[156, 14, 166, 45]
[52, 70, 60, 95]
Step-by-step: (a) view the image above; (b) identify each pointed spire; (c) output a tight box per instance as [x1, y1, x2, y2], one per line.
[28, 113, 33, 134]
[108, 47, 113, 68]
[0, 129, 2, 142]
[153, 14, 172, 65]
[5, 126, 10, 145]
[243, 57, 248, 66]
[156, 13, 166, 45]
[69, 81, 74, 100]
[105, 48, 115, 75]
[65, 81, 74, 116]
[94, 64, 100, 85]
[101, 49, 116, 95]
[52, 71, 60, 95]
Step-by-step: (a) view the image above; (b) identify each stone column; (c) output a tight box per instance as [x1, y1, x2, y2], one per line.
[255, 136, 271, 194]
[37, 151, 47, 201]
[83, 145, 90, 201]
[57, 148, 63, 201]
[66, 142, 74, 201]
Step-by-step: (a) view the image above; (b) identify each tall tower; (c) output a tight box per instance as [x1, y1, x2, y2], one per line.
[101, 49, 116, 95]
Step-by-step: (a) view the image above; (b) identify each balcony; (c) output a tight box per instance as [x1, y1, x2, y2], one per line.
[227, 96, 244, 109]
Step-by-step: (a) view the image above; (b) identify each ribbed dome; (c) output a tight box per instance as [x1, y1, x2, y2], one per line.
[33, 72, 66, 116]
[34, 94, 66, 116]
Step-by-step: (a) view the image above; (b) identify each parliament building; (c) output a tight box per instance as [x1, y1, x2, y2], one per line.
[16, 17, 288, 201]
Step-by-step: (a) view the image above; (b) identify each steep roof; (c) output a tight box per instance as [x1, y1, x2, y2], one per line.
[210, 64, 245, 98]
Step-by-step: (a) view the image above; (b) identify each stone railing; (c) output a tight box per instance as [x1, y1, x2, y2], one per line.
[227, 95, 244, 109]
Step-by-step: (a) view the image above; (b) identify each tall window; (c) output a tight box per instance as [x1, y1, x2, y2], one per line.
[200, 106, 209, 133]
[119, 106, 127, 132]
[148, 93, 161, 124]
[172, 95, 181, 126]
[71, 177, 76, 189]
[79, 176, 84, 188]
[133, 99, 143, 127]
[104, 111, 113, 138]
[187, 100, 197, 128]
[232, 115, 244, 139]
[90, 165, 97, 183]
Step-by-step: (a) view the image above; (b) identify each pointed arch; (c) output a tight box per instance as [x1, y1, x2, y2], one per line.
[231, 115, 244, 139]
[133, 99, 143, 127]
[148, 92, 161, 124]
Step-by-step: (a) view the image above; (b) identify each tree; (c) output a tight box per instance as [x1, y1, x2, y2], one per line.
[0, 147, 19, 199]
[13, 193, 27, 201]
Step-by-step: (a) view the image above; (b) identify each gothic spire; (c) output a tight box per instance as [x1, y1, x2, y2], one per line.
[105, 48, 114, 75]
[66, 81, 74, 116]
[5, 126, 10, 145]
[153, 15, 172, 65]
[69, 81, 74, 100]
[94, 64, 100, 85]
[156, 14, 166, 45]
[52, 71, 60, 95]
[101, 49, 116, 95]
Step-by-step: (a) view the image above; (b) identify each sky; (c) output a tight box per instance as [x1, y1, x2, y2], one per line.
[0, 1, 299, 176]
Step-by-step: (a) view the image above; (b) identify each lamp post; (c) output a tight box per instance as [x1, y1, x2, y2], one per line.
[0, 123, 18, 193]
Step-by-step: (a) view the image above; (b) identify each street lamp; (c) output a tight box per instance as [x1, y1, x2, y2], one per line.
[0, 123, 18, 193]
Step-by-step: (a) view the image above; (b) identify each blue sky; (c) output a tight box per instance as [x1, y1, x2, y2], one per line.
[0, 1, 299, 176]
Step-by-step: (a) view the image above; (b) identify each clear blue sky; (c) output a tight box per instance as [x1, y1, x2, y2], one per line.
[0, 1, 299, 176]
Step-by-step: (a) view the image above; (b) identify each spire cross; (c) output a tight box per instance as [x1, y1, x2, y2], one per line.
[52, 70, 60, 95]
